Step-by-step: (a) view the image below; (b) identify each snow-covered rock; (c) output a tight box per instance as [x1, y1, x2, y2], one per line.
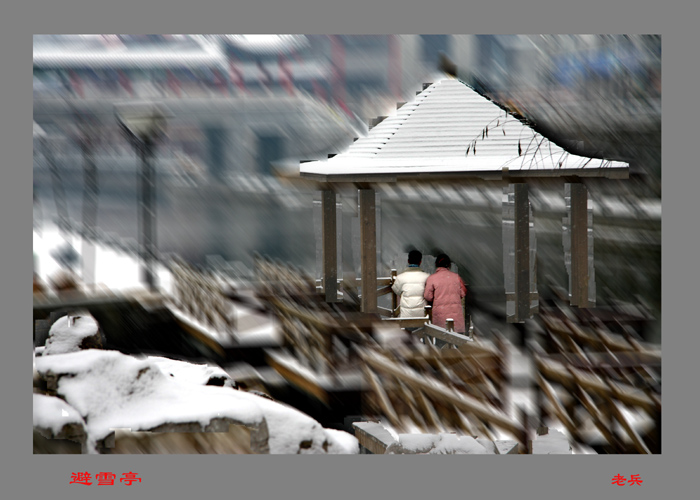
[43, 314, 102, 355]
[34, 349, 358, 454]
[145, 355, 235, 387]
[33, 394, 88, 451]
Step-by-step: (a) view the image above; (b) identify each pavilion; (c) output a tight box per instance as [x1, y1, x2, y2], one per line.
[299, 78, 629, 322]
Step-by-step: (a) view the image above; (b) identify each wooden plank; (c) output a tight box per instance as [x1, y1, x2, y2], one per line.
[362, 365, 401, 428]
[574, 385, 624, 450]
[376, 306, 393, 317]
[416, 391, 444, 432]
[606, 398, 652, 454]
[535, 355, 659, 413]
[570, 183, 589, 307]
[513, 183, 530, 321]
[266, 296, 336, 332]
[391, 269, 398, 317]
[535, 373, 579, 437]
[265, 351, 329, 405]
[352, 422, 397, 454]
[381, 317, 428, 329]
[321, 189, 339, 303]
[422, 323, 472, 346]
[315, 277, 393, 287]
[170, 309, 227, 357]
[454, 408, 479, 436]
[357, 348, 525, 440]
[359, 188, 377, 313]
[404, 348, 499, 365]
[396, 380, 429, 430]
[543, 315, 660, 362]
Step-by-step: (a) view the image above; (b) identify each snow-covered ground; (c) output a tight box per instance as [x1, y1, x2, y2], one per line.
[33, 225, 282, 347]
[33, 226, 358, 454]
[33, 227, 172, 295]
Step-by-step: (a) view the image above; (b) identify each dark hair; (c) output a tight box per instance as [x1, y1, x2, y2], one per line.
[408, 250, 422, 265]
[435, 253, 451, 269]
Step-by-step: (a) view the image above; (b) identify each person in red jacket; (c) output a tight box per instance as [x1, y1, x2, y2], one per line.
[424, 253, 468, 333]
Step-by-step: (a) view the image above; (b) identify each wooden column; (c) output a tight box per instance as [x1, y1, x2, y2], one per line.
[513, 183, 530, 322]
[321, 188, 339, 302]
[570, 183, 589, 307]
[359, 188, 377, 313]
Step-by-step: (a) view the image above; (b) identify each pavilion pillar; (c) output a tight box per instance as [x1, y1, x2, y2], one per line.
[570, 183, 590, 307]
[513, 183, 531, 322]
[359, 188, 377, 313]
[321, 188, 340, 302]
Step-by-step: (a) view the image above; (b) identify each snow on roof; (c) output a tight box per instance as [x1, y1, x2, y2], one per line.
[34, 349, 358, 453]
[43, 314, 100, 355]
[300, 78, 629, 181]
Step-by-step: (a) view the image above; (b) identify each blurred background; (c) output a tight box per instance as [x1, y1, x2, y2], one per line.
[32, 34, 661, 342]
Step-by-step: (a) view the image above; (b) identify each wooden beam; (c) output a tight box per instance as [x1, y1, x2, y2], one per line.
[391, 269, 398, 316]
[381, 317, 428, 329]
[357, 348, 525, 440]
[535, 355, 659, 413]
[352, 421, 397, 454]
[321, 189, 339, 302]
[315, 277, 393, 287]
[535, 373, 579, 437]
[376, 306, 393, 317]
[264, 351, 329, 405]
[513, 183, 530, 321]
[570, 183, 589, 307]
[359, 188, 377, 313]
[606, 398, 652, 454]
[422, 322, 472, 346]
[362, 365, 401, 428]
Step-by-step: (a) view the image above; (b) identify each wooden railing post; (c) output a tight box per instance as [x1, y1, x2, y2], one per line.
[390, 269, 398, 317]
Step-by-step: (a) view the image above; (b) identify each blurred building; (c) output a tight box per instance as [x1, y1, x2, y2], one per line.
[33, 35, 229, 99]
[33, 34, 660, 183]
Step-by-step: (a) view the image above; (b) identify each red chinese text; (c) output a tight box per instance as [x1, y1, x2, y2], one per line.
[120, 471, 142, 485]
[69, 472, 92, 485]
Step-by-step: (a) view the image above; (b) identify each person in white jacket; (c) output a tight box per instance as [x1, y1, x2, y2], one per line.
[391, 250, 430, 318]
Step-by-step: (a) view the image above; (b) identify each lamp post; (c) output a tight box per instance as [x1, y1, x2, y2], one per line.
[72, 110, 100, 291]
[115, 102, 170, 292]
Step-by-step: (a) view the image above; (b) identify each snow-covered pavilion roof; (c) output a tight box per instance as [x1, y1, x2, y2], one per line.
[299, 78, 629, 182]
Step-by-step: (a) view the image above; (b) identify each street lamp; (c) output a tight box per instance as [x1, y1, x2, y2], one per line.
[72, 110, 101, 291]
[115, 102, 171, 292]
